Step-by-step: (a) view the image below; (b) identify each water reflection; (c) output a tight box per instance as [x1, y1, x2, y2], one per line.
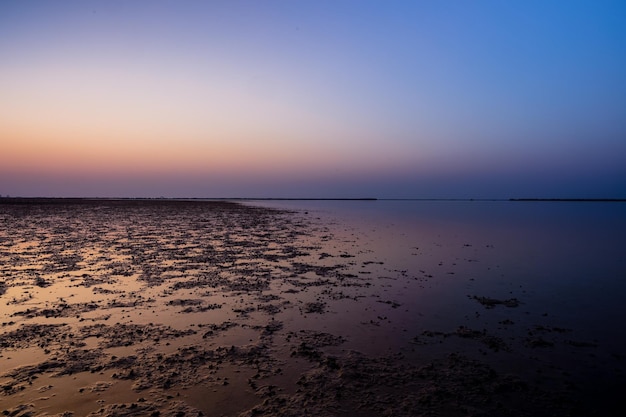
[258, 200, 626, 364]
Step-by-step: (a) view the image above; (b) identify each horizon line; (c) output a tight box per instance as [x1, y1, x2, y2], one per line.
[1, 197, 625, 203]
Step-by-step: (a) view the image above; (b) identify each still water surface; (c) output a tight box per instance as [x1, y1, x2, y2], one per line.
[252, 199, 626, 358]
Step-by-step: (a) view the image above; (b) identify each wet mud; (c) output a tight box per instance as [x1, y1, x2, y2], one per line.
[0, 199, 623, 416]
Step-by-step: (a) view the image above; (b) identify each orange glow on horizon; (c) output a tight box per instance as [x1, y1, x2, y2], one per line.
[2, 123, 418, 181]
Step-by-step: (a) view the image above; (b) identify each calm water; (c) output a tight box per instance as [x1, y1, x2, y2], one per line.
[251, 199, 626, 365]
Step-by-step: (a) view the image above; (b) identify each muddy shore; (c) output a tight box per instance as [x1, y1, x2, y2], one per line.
[0, 199, 623, 416]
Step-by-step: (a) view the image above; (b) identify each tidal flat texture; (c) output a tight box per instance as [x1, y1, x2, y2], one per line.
[0, 199, 623, 416]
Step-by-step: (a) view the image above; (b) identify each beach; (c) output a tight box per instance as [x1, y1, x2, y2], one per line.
[1, 199, 625, 416]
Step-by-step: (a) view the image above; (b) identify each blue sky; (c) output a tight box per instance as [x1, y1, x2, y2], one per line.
[1, 0, 625, 198]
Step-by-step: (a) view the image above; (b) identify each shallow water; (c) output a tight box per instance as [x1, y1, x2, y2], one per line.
[252, 200, 626, 375]
[1, 199, 625, 416]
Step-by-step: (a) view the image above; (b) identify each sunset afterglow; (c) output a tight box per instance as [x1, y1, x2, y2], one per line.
[1, 1, 625, 198]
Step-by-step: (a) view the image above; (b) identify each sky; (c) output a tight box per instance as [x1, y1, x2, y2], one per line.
[1, 0, 625, 198]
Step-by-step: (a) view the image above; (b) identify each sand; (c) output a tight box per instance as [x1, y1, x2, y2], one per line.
[0, 199, 622, 416]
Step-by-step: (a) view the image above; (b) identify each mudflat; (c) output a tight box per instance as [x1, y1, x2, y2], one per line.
[0, 199, 622, 416]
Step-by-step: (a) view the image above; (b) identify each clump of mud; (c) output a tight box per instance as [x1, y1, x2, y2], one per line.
[470, 295, 521, 309]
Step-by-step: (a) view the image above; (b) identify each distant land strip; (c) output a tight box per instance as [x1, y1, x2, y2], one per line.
[0, 197, 379, 204]
[2, 197, 625, 203]
[223, 197, 378, 201]
[509, 198, 626, 202]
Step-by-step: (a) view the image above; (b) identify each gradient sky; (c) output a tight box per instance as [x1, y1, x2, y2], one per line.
[1, 0, 625, 198]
